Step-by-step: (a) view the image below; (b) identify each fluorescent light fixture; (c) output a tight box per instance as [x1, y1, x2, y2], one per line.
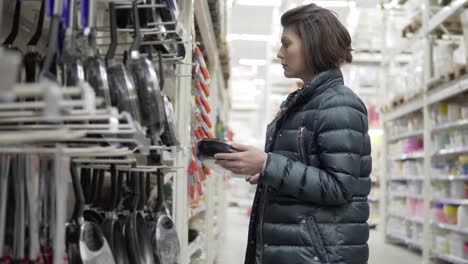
[238, 59, 267, 66]
[227, 34, 273, 42]
[303, 0, 356, 8]
[235, 0, 282, 7]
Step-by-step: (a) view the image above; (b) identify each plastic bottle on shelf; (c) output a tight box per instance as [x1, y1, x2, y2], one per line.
[433, 203, 448, 223]
[444, 205, 459, 225]
[458, 205, 468, 228]
[449, 233, 465, 258]
[448, 103, 461, 123]
[435, 232, 450, 254]
[460, 156, 468, 176]
[451, 181, 466, 199]
[438, 103, 449, 125]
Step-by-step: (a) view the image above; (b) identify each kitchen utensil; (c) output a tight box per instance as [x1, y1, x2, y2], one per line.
[83, 168, 105, 224]
[157, 50, 179, 147]
[69, 163, 115, 264]
[23, 0, 46, 83]
[126, 0, 165, 141]
[123, 170, 154, 264]
[0, 156, 10, 257]
[101, 165, 130, 264]
[62, 0, 85, 86]
[106, 2, 142, 124]
[25, 155, 41, 261]
[82, 0, 112, 106]
[149, 169, 180, 263]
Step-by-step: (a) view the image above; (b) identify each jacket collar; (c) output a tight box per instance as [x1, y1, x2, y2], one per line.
[286, 68, 344, 111]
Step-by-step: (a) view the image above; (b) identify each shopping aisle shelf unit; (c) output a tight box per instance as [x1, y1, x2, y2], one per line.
[381, 0, 468, 263]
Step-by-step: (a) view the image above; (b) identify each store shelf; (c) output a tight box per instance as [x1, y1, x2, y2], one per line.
[390, 193, 424, 199]
[388, 130, 424, 142]
[429, 74, 468, 105]
[381, 97, 423, 122]
[432, 175, 468, 181]
[389, 176, 424, 181]
[189, 205, 207, 220]
[384, 0, 468, 63]
[433, 222, 468, 236]
[388, 213, 424, 224]
[387, 234, 423, 250]
[432, 198, 468, 205]
[432, 119, 468, 132]
[432, 250, 468, 264]
[390, 152, 425, 161]
[433, 146, 468, 156]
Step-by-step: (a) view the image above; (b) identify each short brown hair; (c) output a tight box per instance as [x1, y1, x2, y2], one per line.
[281, 4, 353, 73]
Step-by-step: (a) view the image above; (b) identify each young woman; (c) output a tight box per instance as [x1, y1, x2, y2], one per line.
[215, 3, 371, 264]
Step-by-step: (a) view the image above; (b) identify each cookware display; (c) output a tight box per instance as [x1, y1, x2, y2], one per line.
[0, 0, 194, 262]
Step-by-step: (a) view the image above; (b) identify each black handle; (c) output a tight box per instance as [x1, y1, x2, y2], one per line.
[155, 169, 165, 212]
[157, 50, 165, 91]
[40, 15, 60, 79]
[131, 171, 140, 211]
[3, 0, 22, 46]
[106, 2, 118, 67]
[138, 172, 146, 210]
[110, 165, 118, 211]
[130, 0, 141, 53]
[70, 163, 85, 221]
[28, 0, 46, 46]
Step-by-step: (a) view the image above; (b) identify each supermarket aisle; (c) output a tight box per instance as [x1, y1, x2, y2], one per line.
[222, 205, 422, 264]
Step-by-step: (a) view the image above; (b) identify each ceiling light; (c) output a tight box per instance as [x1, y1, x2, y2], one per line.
[303, 0, 356, 8]
[227, 34, 273, 42]
[238, 59, 267, 66]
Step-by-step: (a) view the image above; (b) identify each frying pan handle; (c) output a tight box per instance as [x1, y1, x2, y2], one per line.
[157, 50, 165, 91]
[28, 0, 46, 46]
[110, 165, 118, 211]
[155, 169, 165, 212]
[131, 171, 141, 211]
[138, 172, 147, 210]
[3, 0, 21, 46]
[130, 0, 141, 54]
[70, 163, 85, 221]
[106, 2, 118, 67]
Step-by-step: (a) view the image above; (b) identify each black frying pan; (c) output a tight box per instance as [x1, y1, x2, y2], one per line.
[156, 51, 178, 147]
[62, 0, 85, 87]
[126, 1, 165, 141]
[123, 171, 154, 264]
[106, 2, 142, 124]
[149, 169, 180, 264]
[83, 168, 105, 224]
[23, 0, 46, 83]
[69, 164, 115, 264]
[81, 0, 112, 106]
[101, 165, 130, 264]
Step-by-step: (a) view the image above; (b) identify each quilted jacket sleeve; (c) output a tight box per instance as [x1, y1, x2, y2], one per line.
[262, 93, 370, 205]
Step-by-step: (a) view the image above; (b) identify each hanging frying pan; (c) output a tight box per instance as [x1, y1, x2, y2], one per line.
[81, 0, 112, 107]
[156, 51, 179, 147]
[101, 165, 130, 264]
[61, 0, 85, 86]
[148, 169, 180, 264]
[106, 2, 142, 124]
[40, 0, 64, 82]
[3, 0, 23, 82]
[126, 0, 165, 142]
[0, 156, 10, 257]
[83, 168, 105, 225]
[22, 0, 46, 83]
[123, 171, 154, 264]
[68, 164, 115, 264]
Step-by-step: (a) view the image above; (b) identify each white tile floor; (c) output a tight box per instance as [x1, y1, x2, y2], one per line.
[221, 207, 422, 264]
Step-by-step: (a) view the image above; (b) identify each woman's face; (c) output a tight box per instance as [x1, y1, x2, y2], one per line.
[277, 26, 311, 82]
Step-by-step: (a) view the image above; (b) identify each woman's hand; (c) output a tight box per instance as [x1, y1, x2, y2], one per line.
[246, 174, 260, 185]
[214, 143, 267, 176]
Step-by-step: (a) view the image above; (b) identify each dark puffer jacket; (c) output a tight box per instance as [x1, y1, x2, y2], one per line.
[245, 69, 371, 264]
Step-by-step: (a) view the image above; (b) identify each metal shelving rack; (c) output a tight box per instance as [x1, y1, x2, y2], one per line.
[381, 0, 468, 263]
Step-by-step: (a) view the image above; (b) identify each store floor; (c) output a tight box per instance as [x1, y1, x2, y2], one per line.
[221, 206, 422, 264]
